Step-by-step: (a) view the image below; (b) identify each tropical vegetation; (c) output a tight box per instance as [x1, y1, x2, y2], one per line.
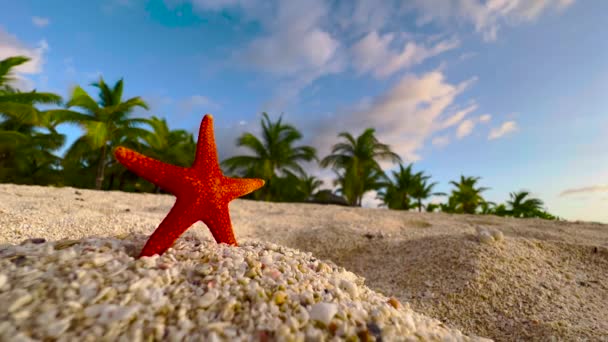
[0, 55, 558, 220]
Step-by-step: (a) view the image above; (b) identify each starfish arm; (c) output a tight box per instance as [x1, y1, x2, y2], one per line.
[223, 177, 265, 201]
[201, 203, 238, 246]
[114, 146, 187, 195]
[139, 200, 200, 257]
[192, 114, 221, 173]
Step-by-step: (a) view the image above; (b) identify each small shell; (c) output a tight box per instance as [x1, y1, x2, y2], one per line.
[309, 302, 338, 326]
[9, 292, 33, 312]
[0, 274, 7, 288]
[54, 240, 79, 250]
[478, 230, 494, 244]
[339, 279, 358, 299]
[197, 289, 219, 308]
[491, 229, 505, 242]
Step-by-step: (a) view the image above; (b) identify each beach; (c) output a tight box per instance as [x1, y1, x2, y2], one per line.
[1, 184, 607, 341]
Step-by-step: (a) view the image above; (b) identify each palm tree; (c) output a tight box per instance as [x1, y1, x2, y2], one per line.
[0, 56, 63, 145]
[0, 56, 62, 127]
[506, 191, 545, 218]
[0, 56, 70, 185]
[493, 203, 510, 217]
[334, 164, 387, 206]
[425, 203, 441, 212]
[58, 77, 149, 190]
[297, 173, 324, 201]
[439, 196, 458, 213]
[478, 200, 498, 215]
[448, 175, 489, 214]
[411, 172, 445, 212]
[0, 118, 65, 185]
[376, 164, 419, 210]
[135, 116, 196, 192]
[221, 112, 317, 201]
[321, 128, 400, 206]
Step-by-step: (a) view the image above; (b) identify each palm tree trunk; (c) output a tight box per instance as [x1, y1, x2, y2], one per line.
[107, 172, 115, 190]
[118, 171, 126, 191]
[418, 199, 422, 212]
[95, 144, 107, 190]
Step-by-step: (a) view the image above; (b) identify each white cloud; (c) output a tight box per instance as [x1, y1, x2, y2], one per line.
[432, 135, 450, 147]
[479, 114, 491, 122]
[560, 185, 608, 197]
[351, 31, 459, 78]
[313, 70, 476, 164]
[410, 0, 576, 41]
[178, 95, 219, 114]
[456, 119, 475, 138]
[459, 51, 477, 61]
[0, 27, 49, 90]
[488, 120, 518, 139]
[32, 16, 50, 28]
[440, 103, 477, 129]
[171, 0, 461, 108]
[191, 0, 344, 109]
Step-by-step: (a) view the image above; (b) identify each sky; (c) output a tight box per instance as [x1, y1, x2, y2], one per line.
[1, 0, 607, 223]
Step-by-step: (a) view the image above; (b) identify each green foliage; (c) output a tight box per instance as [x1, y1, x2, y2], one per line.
[320, 128, 400, 206]
[506, 191, 545, 218]
[377, 164, 444, 211]
[0, 56, 66, 186]
[0, 56, 30, 87]
[221, 112, 317, 202]
[447, 175, 489, 214]
[60, 77, 149, 190]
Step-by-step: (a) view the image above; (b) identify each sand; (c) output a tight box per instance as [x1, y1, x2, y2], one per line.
[1, 184, 607, 341]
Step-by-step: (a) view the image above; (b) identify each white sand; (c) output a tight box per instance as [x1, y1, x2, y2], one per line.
[1, 184, 607, 341]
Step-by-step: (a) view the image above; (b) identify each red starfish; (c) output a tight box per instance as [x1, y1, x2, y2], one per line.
[113, 114, 265, 257]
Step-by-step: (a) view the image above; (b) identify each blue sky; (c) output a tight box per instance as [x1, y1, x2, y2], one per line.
[1, 0, 607, 223]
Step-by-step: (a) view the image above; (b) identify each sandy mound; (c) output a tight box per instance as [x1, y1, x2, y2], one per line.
[1, 184, 607, 341]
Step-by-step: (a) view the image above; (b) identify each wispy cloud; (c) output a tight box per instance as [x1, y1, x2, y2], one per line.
[488, 121, 517, 140]
[432, 135, 450, 147]
[411, 0, 576, 41]
[459, 51, 477, 61]
[174, 0, 463, 108]
[32, 16, 50, 28]
[560, 185, 608, 197]
[456, 119, 475, 138]
[440, 103, 478, 129]
[351, 31, 459, 78]
[312, 70, 477, 164]
[176, 95, 220, 120]
[478, 114, 491, 123]
[0, 28, 49, 90]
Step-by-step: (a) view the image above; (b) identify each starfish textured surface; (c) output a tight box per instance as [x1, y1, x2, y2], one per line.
[114, 114, 265, 257]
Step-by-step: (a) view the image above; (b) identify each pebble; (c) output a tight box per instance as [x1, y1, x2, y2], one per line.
[0, 236, 488, 341]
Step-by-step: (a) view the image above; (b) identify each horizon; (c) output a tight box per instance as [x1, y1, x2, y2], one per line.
[1, 0, 607, 223]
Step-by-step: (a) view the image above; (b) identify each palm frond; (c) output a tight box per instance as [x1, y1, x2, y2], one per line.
[0, 91, 62, 105]
[0, 56, 29, 86]
[0, 102, 39, 124]
[67, 86, 99, 113]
